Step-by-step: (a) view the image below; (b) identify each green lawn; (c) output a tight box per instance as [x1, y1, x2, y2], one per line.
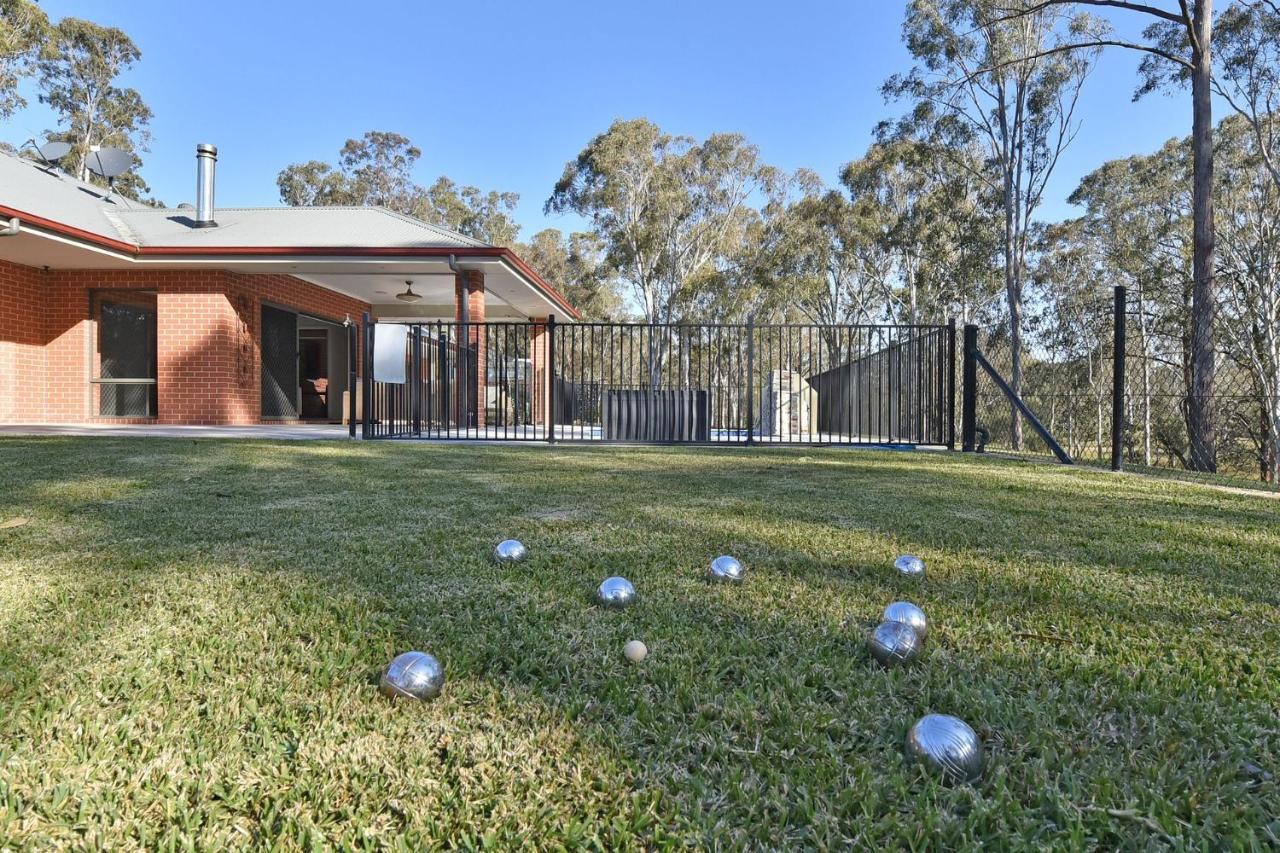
[0, 439, 1276, 848]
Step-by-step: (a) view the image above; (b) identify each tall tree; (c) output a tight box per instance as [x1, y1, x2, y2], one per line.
[546, 118, 774, 326]
[1212, 2, 1280, 189]
[989, 0, 1220, 469]
[519, 228, 622, 320]
[277, 131, 521, 245]
[885, 0, 1103, 448]
[37, 16, 151, 196]
[0, 0, 49, 121]
[418, 177, 520, 246]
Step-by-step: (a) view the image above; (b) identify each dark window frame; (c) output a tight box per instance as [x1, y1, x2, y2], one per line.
[91, 289, 158, 419]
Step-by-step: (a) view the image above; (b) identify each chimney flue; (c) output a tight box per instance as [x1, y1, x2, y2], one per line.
[194, 143, 217, 227]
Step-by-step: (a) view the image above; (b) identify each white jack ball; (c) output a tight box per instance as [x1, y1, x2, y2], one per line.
[624, 640, 648, 663]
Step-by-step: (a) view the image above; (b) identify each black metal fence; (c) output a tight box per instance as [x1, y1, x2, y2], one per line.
[364, 317, 955, 447]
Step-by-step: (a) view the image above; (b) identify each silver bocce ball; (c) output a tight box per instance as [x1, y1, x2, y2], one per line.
[906, 714, 984, 782]
[379, 651, 445, 701]
[596, 576, 637, 609]
[493, 539, 528, 565]
[882, 601, 928, 642]
[709, 555, 744, 583]
[867, 620, 922, 667]
[894, 554, 926, 579]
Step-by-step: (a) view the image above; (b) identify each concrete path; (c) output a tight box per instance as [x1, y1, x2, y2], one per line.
[0, 423, 354, 440]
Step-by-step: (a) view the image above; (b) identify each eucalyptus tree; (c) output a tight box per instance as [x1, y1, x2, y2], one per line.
[1070, 138, 1192, 467]
[1212, 2, 1280, 189]
[37, 16, 152, 197]
[519, 228, 622, 321]
[1213, 115, 1280, 482]
[546, 119, 775, 386]
[842, 138, 1001, 326]
[984, 0, 1222, 469]
[546, 119, 774, 327]
[0, 0, 49, 121]
[884, 0, 1104, 448]
[277, 131, 521, 245]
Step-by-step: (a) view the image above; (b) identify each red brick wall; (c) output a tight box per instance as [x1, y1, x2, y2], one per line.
[0, 258, 370, 425]
[0, 259, 47, 421]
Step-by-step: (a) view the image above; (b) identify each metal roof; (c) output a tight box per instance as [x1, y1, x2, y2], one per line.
[0, 148, 490, 250]
[0, 148, 140, 240]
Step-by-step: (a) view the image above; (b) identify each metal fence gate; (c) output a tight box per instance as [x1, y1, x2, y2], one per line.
[362, 317, 955, 447]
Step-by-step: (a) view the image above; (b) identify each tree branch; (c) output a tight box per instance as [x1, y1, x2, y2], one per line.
[989, 0, 1185, 27]
[954, 40, 1191, 86]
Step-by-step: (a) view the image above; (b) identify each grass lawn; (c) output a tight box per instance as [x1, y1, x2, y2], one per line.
[0, 438, 1276, 848]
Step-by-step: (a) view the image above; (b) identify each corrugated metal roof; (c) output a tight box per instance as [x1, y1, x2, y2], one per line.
[111, 206, 488, 249]
[0, 148, 491, 249]
[0, 148, 139, 240]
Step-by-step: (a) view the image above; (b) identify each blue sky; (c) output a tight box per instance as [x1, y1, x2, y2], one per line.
[7, 0, 1193, 238]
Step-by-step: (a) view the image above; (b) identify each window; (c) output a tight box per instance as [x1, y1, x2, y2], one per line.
[93, 291, 157, 417]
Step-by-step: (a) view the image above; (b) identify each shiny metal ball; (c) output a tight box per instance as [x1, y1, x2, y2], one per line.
[379, 651, 445, 701]
[709, 555, 744, 583]
[596, 576, 636, 609]
[907, 714, 984, 782]
[493, 538, 528, 565]
[882, 601, 928, 642]
[867, 620, 922, 667]
[894, 554, 926, 578]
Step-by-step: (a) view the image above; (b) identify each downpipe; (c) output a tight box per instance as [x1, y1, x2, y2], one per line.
[0, 217, 20, 237]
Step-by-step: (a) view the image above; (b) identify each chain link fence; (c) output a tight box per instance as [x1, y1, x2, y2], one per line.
[968, 288, 1279, 493]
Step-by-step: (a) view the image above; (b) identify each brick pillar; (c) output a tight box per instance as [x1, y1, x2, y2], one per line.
[530, 318, 549, 429]
[454, 270, 486, 428]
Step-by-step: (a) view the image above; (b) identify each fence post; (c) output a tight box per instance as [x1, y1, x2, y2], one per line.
[546, 315, 557, 444]
[961, 323, 978, 452]
[746, 318, 755, 445]
[361, 312, 373, 440]
[1111, 285, 1127, 471]
[410, 324, 422, 437]
[947, 318, 957, 450]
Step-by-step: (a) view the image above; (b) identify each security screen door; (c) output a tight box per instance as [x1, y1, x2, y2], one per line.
[261, 305, 298, 418]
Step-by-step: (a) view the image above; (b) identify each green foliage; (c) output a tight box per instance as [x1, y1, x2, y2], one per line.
[36, 16, 152, 199]
[518, 228, 622, 320]
[0, 0, 50, 120]
[276, 131, 522, 245]
[0, 439, 1276, 846]
[546, 118, 776, 323]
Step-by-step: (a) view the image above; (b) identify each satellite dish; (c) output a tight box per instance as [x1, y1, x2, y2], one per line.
[85, 147, 133, 180]
[36, 141, 72, 165]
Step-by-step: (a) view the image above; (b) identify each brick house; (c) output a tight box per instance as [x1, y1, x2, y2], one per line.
[0, 144, 577, 427]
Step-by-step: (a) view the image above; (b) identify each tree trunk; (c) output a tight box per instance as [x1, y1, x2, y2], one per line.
[1187, 0, 1218, 472]
[1004, 174, 1024, 451]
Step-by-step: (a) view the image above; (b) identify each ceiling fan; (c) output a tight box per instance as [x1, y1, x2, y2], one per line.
[395, 280, 422, 303]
